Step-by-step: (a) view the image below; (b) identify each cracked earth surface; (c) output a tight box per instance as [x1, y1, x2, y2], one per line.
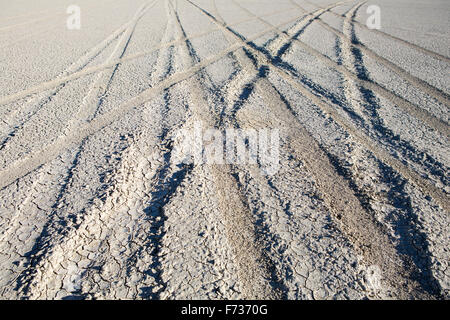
[0, 0, 449, 299]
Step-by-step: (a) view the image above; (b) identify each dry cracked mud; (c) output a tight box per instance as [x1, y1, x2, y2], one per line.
[0, 0, 448, 300]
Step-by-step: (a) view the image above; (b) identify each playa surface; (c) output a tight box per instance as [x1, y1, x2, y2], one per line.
[0, 0, 448, 299]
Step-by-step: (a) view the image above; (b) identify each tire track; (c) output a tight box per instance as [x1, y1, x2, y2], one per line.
[218, 1, 344, 126]
[7, 40, 180, 297]
[229, 1, 351, 116]
[0, 157, 72, 298]
[0, 130, 132, 298]
[336, 1, 445, 297]
[128, 2, 242, 298]
[220, 1, 336, 125]
[175, 0, 288, 297]
[184, 0, 445, 298]
[265, 0, 348, 55]
[23, 7, 193, 298]
[0, 5, 175, 296]
[336, 3, 449, 187]
[1, 0, 446, 300]
[187, 0, 393, 298]
[193, 0, 450, 213]
[2, 1, 446, 218]
[35, 0, 266, 299]
[0, 12, 310, 191]
[0, 1, 154, 152]
[230, 3, 449, 188]
[0, 12, 66, 33]
[212, 1, 375, 299]
[27, 125, 181, 299]
[0, 7, 309, 108]
[64, 0, 159, 130]
[289, 0, 450, 109]
[341, 1, 370, 116]
[211, 2, 367, 298]
[301, 0, 450, 63]
[0, 0, 121, 53]
[166, 0, 280, 299]
[214, 2, 303, 103]
[211, 0, 224, 24]
[0, 1, 160, 298]
[230, 1, 450, 137]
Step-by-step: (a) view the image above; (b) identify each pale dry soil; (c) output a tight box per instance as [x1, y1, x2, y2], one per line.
[0, 0, 448, 300]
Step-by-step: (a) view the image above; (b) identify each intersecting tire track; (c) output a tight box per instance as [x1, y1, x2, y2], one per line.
[0, 0, 448, 300]
[256, 7, 450, 138]
[0, 0, 161, 298]
[334, 0, 445, 297]
[301, 0, 450, 63]
[196, 0, 449, 213]
[28, 2, 192, 300]
[0, 0, 157, 155]
[229, 1, 449, 143]
[185, 0, 446, 298]
[0, 8, 315, 194]
[266, 1, 348, 56]
[0, 6, 312, 108]
[17, 3, 177, 299]
[19, 0, 242, 299]
[289, 0, 450, 109]
[169, 0, 281, 299]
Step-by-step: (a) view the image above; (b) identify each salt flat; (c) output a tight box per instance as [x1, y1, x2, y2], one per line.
[0, 0, 448, 300]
